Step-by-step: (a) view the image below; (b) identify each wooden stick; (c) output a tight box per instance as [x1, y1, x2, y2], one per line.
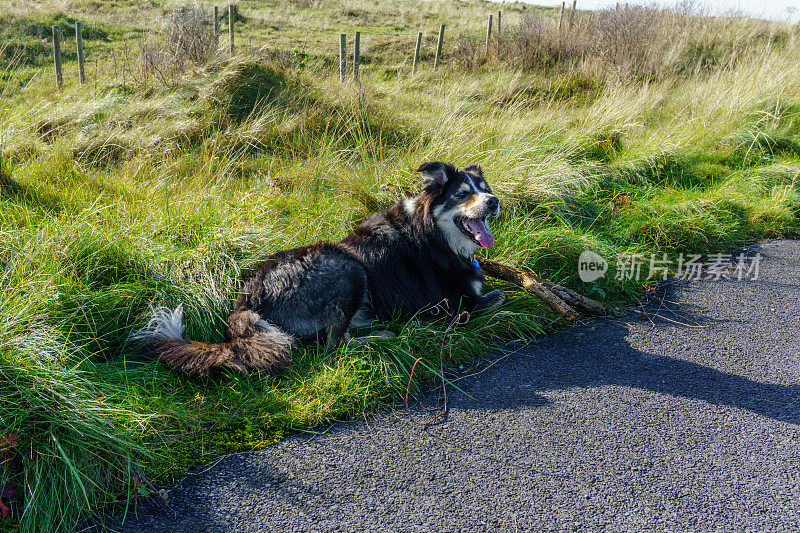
[485, 14, 492, 56]
[228, 4, 235, 54]
[353, 31, 360, 82]
[339, 33, 346, 82]
[412, 31, 422, 76]
[53, 26, 63, 90]
[477, 258, 579, 321]
[538, 279, 608, 316]
[569, 0, 576, 30]
[76, 22, 85, 84]
[497, 10, 502, 52]
[476, 257, 607, 320]
[434, 24, 444, 70]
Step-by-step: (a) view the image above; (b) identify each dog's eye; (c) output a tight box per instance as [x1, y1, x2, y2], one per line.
[456, 190, 471, 199]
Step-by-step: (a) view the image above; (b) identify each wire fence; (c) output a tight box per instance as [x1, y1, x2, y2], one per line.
[38, 1, 794, 92]
[42, 3, 523, 91]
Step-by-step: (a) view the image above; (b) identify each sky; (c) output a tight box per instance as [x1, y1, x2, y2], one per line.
[517, 0, 800, 23]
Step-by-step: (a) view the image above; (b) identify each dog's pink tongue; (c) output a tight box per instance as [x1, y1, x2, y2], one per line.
[465, 219, 495, 248]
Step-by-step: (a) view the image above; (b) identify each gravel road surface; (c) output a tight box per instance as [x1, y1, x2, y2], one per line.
[108, 240, 800, 532]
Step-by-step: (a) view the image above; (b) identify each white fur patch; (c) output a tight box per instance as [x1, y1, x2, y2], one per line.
[255, 319, 294, 346]
[471, 279, 484, 295]
[131, 304, 185, 341]
[403, 197, 418, 216]
[435, 205, 479, 258]
[464, 174, 477, 192]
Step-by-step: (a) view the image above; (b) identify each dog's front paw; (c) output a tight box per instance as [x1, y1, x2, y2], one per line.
[477, 289, 505, 311]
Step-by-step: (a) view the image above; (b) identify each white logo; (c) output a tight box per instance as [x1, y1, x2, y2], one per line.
[578, 250, 607, 282]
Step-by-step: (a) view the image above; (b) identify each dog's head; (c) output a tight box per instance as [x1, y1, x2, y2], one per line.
[412, 161, 500, 257]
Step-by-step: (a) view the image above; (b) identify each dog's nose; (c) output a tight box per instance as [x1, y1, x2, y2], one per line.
[486, 196, 499, 211]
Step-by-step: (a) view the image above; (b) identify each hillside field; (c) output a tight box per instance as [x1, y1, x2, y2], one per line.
[1, 0, 800, 530]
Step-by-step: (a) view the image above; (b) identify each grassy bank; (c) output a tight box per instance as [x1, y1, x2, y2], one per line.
[1, 1, 799, 530]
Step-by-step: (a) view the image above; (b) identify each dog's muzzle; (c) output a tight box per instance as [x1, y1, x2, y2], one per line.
[456, 194, 500, 248]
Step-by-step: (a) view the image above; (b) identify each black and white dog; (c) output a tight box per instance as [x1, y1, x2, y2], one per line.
[132, 162, 504, 375]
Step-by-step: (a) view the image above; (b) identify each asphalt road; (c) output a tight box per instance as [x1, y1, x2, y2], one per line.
[109, 240, 800, 532]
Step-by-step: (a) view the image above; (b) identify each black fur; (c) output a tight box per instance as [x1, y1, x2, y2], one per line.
[341, 194, 484, 319]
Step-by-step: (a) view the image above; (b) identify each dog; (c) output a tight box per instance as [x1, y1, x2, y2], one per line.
[131, 162, 505, 375]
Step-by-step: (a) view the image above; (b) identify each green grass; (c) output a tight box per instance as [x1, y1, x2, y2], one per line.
[1, 1, 800, 531]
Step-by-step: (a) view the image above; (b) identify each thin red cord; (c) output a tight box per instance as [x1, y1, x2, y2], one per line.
[405, 311, 468, 426]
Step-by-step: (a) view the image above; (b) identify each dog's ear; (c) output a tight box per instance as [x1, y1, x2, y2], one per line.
[417, 162, 452, 187]
[462, 164, 483, 177]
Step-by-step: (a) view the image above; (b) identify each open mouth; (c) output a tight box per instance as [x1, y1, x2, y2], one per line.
[456, 216, 495, 248]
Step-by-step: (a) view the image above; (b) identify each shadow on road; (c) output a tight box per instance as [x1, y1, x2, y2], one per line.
[437, 281, 800, 426]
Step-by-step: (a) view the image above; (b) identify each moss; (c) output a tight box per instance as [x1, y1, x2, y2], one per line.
[155, 421, 288, 485]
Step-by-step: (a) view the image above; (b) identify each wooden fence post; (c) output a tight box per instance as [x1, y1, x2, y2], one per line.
[353, 31, 360, 81]
[569, 0, 576, 30]
[214, 6, 219, 35]
[228, 4, 235, 53]
[53, 26, 63, 90]
[485, 14, 492, 56]
[497, 10, 502, 52]
[559, 2, 565, 33]
[412, 31, 422, 76]
[339, 33, 346, 82]
[76, 21, 85, 84]
[434, 24, 444, 70]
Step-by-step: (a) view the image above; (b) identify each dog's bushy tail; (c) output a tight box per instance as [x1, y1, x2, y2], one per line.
[130, 305, 293, 376]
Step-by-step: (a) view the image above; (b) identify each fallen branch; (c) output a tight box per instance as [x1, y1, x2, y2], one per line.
[537, 279, 608, 316]
[476, 257, 607, 321]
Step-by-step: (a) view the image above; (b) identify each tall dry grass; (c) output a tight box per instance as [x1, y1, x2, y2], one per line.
[452, 4, 800, 81]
